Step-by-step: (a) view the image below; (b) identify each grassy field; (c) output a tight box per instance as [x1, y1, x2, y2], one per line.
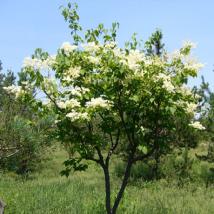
[1, 147, 214, 214]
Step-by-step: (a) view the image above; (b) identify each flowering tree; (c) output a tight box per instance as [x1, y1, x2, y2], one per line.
[4, 3, 205, 213]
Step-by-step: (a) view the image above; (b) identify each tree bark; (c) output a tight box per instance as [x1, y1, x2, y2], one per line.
[153, 144, 160, 179]
[102, 165, 112, 214]
[0, 199, 5, 214]
[111, 148, 136, 214]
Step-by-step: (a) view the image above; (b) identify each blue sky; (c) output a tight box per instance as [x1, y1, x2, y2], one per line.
[1, 0, 214, 88]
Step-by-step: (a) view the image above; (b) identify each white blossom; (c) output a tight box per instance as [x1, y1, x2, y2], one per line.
[82, 42, 100, 52]
[63, 66, 81, 82]
[113, 48, 124, 58]
[168, 50, 181, 61]
[183, 56, 204, 73]
[178, 85, 192, 96]
[70, 86, 90, 97]
[88, 56, 100, 64]
[186, 102, 197, 114]
[23, 55, 56, 70]
[21, 81, 29, 85]
[3, 85, 25, 98]
[46, 55, 56, 67]
[66, 110, 89, 122]
[57, 99, 80, 109]
[57, 101, 66, 109]
[156, 73, 174, 93]
[182, 41, 197, 49]
[54, 119, 61, 124]
[68, 66, 81, 78]
[189, 121, 205, 130]
[23, 57, 40, 69]
[86, 97, 112, 109]
[61, 42, 77, 56]
[104, 42, 117, 49]
[65, 99, 81, 108]
[125, 50, 144, 70]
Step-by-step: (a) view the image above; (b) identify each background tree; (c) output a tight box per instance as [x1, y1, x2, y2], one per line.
[145, 29, 165, 56]
[191, 76, 214, 187]
[0, 61, 54, 175]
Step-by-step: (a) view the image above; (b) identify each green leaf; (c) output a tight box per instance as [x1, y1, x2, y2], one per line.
[137, 145, 148, 154]
[169, 106, 176, 114]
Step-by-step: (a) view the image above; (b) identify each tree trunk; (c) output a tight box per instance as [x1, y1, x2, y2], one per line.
[0, 199, 5, 214]
[153, 145, 160, 179]
[102, 164, 111, 214]
[111, 149, 135, 214]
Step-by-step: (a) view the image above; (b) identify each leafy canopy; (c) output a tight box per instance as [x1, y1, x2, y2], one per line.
[4, 4, 205, 173]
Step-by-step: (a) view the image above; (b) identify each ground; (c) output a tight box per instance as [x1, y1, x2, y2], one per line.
[1, 147, 214, 214]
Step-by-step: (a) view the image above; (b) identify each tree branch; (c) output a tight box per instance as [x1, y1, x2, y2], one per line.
[112, 146, 136, 213]
[106, 128, 120, 161]
[133, 146, 156, 163]
[43, 89, 62, 112]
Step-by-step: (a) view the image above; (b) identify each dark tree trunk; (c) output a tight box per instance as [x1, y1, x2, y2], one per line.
[153, 144, 160, 179]
[101, 147, 136, 214]
[102, 164, 111, 214]
[111, 148, 136, 214]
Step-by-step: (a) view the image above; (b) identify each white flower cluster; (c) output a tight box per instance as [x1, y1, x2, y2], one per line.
[104, 42, 117, 49]
[186, 102, 197, 114]
[82, 42, 100, 52]
[184, 57, 204, 72]
[60, 42, 77, 56]
[174, 100, 197, 115]
[156, 73, 174, 93]
[183, 41, 197, 49]
[168, 43, 203, 75]
[168, 50, 181, 61]
[178, 85, 192, 96]
[112, 47, 124, 58]
[189, 121, 205, 130]
[86, 97, 112, 109]
[3, 85, 25, 98]
[23, 55, 56, 70]
[63, 66, 81, 82]
[66, 110, 89, 122]
[70, 86, 90, 97]
[57, 99, 80, 109]
[124, 50, 144, 70]
[87, 56, 100, 65]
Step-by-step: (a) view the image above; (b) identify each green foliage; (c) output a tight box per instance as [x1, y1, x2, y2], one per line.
[0, 64, 54, 175]
[200, 162, 214, 187]
[145, 29, 165, 56]
[2, 116, 53, 175]
[61, 2, 82, 44]
[114, 161, 153, 181]
[60, 158, 88, 177]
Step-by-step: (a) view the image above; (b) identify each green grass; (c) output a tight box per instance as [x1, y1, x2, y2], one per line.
[1, 147, 214, 214]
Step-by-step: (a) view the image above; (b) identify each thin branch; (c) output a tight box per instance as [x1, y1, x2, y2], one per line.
[86, 121, 105, 167]
[0, 146, 18, 151]
[133, 146, 156, 163]
[117, 96, 133, 145]
[43, 89, 62, 112]
[85, 156, 101, 164]
[0, 149, 20, 160]
[107, 128, 120, 160]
